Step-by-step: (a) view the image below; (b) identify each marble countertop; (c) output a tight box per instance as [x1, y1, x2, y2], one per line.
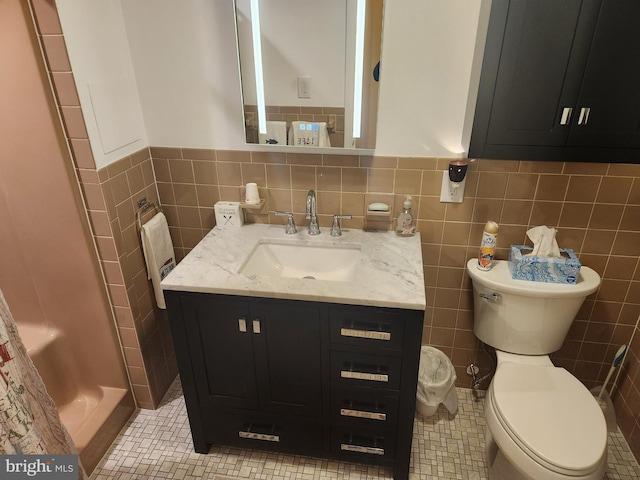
[161, 223, 426, 310]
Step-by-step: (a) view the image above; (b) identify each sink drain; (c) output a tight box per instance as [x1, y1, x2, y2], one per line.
[302, 276, 316, 280]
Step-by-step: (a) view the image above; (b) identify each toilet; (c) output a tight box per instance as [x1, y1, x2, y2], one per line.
[466, 259, 608, 480]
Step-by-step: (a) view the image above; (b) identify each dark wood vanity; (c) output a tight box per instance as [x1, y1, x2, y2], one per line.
[165, 292, 423, 480]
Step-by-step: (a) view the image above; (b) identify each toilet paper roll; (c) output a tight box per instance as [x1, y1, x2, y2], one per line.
[245, 183, 260, 204]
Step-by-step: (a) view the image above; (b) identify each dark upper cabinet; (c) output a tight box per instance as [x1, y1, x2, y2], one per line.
[469, 0, 640, 163]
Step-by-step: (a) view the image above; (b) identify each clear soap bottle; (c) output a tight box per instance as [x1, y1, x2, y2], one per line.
[396, 195, 415, 237]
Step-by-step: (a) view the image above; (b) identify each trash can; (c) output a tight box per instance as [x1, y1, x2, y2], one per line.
[416, 346, 458, 417]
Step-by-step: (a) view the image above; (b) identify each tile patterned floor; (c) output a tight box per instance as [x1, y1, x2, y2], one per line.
[90, 377, 640, 480]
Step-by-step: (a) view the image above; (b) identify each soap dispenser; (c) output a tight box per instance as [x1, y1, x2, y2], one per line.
[396, 195, 416, 237]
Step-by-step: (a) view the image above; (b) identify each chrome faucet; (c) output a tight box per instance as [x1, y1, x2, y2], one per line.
[306, 190, 320, 235]
[274, 211, 297, 234]
[330, 214, 352, 237]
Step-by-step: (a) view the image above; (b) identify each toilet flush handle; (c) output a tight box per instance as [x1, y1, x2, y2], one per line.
[479, 292, 502, 302]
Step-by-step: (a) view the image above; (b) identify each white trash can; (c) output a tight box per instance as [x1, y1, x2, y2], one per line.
[416, 346, 458, 417]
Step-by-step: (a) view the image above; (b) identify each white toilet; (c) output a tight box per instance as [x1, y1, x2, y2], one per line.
[466, 259, 608, 480]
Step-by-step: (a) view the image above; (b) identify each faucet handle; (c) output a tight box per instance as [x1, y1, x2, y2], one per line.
[275, 211, 297, 234]
[330, 214, 352, 237]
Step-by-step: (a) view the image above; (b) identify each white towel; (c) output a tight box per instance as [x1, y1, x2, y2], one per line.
[289, 121, 331, 147]
[141, 212, 176, 309]
[258, 120, 288, 145]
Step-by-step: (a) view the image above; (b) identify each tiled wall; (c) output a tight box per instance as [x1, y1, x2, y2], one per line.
[150, 147, 640, 459]
[30, 0, 175, 410]
[96, 152, 178, 409]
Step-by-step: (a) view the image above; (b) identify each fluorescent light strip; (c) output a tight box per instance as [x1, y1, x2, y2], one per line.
[250, 0, 267, 135]
[352, 0, 366, 139]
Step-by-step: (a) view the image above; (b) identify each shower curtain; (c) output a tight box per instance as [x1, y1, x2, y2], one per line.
[0, 290, 87, 479]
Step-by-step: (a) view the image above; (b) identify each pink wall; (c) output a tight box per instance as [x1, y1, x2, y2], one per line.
[0, 0, 129, 396]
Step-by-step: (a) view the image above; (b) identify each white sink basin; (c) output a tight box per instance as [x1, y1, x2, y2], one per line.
[239, 241, 362, 282]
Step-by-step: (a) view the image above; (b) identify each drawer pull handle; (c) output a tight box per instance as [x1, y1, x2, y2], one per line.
[238, 318, 247, 332]
[340, 408, 386, 421]
[252, 319, 261, 334]
[559, 107, 573, 125]
[239, 431, 280, 442]
[577, 106, 591, 125]
[340, 328, 391, 341]
[341, 444, 384, 456]
[341, 370, 388, 382]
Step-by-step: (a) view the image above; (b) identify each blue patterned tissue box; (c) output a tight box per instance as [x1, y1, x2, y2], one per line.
[508, 245, 581, 284]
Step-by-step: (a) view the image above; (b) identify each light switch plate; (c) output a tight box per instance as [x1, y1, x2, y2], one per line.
[297, 76, 311, 98]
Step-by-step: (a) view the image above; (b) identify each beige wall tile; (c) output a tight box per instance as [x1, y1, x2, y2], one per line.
[317, 167, 341, 191]
[291, 165, 316, 190]
[217, 162, 242, 185]
[598, 177, 634, 204]
[266, 164, 291, 189]
[168, 159, 195, 184]
[367, 168, 394, 193]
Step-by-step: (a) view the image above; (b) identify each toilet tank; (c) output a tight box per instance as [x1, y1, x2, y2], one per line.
[466, 259, 601, 355]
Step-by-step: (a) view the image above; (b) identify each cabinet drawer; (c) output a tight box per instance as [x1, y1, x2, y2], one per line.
[331, 351, 402, 390]
[331, 425, 395, 461]
[329, 306, 404, 351]
[331, 388, 398, 427]
[204, 409, 322, 456]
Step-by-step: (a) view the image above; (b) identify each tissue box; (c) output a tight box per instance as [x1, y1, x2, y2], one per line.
[508, 245, 581, 284]
[214, 201, 244, 228]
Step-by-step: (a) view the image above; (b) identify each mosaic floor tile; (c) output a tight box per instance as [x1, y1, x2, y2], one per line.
[90, 377, 640, 480]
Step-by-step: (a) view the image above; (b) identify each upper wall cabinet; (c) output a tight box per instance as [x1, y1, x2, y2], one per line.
[469, 0, 640, 163]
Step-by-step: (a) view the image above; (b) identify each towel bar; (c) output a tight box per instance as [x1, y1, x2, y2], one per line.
[135, 198, 163, 231]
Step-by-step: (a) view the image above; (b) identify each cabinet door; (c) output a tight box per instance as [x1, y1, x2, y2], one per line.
[183, 295, 259, 410]
[481, 0, 600, 147]
[567, 0, 640, 148]
[250, 300, 322, 416]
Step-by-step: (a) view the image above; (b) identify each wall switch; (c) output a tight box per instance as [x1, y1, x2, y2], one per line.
[440, 170, 466, 203]
[297, 76, 311, 98]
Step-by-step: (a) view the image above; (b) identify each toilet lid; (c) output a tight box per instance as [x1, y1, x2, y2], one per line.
[492, 363, 607, 474]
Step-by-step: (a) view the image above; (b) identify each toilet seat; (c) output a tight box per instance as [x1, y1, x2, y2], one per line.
[491, 362, 607, 476]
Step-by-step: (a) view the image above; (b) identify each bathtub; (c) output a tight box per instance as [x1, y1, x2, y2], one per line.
[17, 323, 132, 473]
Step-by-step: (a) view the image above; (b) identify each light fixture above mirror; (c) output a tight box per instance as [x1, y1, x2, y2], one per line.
[234, 0, 383, 151]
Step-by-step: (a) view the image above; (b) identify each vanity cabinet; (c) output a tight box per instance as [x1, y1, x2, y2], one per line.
[470, 0, 640, 162]
[165, 291, 424, 480]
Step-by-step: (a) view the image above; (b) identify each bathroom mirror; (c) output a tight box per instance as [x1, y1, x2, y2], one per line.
[234, 0, 383, 151]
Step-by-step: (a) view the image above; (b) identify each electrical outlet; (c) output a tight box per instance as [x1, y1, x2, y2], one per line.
[440, 170, 466, 203]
